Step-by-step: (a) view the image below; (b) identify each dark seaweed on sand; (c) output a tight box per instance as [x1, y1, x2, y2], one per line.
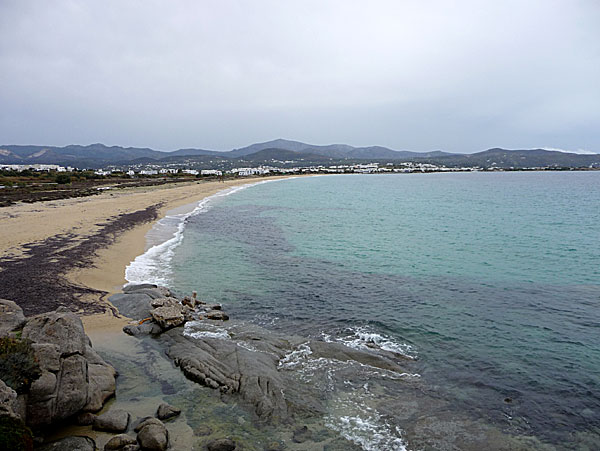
[0, 204, 161, 316]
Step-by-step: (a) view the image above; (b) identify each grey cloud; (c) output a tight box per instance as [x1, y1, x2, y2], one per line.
[0, 0, 598, 152]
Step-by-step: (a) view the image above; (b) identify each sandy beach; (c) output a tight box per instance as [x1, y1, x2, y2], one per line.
[0, 176, 296, 333]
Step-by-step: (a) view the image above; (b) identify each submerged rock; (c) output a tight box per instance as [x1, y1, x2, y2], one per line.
[205, 311, 229, 321]
[206, 438, 236, 451]
[292, 425, 312, 443]
[308, 340, 408, 373]
[156, 403, 181, 421]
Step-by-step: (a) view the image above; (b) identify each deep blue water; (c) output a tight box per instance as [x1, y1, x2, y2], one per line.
[147, 172, 599, 448]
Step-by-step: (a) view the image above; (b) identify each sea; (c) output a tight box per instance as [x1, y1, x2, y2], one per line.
[126, 172, 600, 450]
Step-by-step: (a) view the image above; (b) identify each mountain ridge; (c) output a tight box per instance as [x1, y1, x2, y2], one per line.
[0, 140, 598, 169]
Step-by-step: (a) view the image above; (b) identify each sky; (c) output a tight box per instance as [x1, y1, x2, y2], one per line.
[1, 0, 599, 153]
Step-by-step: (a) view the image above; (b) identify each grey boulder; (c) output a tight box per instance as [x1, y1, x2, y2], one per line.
[137, 418, 168, 451]
[0, 299, 26, 336]
[104, 433, 137, 450]
[93, 409, 130, 432]
[15, 306, 117, 428]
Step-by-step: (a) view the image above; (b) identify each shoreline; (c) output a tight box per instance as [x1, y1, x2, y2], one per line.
[0, 175, 301, 334]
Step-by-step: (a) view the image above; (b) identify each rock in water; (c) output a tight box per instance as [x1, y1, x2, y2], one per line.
[37, 436, 96, 451]
[292, 425, 312, 443]
[0, 299, 26, 336]
[93, 409, 130, 432]
[104, 434, 137, 450]
[205, 310, 229, 321]
[206, 438, 236, 451]
[151, 304, 185, 330]
[137, 419, 168, 451]
[156, 403, 181, 420]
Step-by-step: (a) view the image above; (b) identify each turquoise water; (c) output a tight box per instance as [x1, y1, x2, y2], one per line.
[163, 172, 600, 448]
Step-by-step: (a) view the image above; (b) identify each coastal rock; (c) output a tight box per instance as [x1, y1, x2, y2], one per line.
[109, 292, 156, 320]
[208, 304, 222, 311]
[156, 402, 181, 420]
[308, 340, 407, 373]
[205, 311, 229, 321]
[134, 417, 163, 432]
[164, 330, 292, 422]
[37, 436, 96, 451]
[31, 343, 61, 372]
[104, 434, 137, 450]
[292, 425, 312, 443]
[93, 409, 130, 432]
[137, 419, 168, 451]
[22, 307, 87, 356]
[123, 283, 158, 293]
[0, 299, 26, 336]
[0, 379, 18, 418]
[11, 306, 117, 428]
[28, 371, 57, 402]
[123, 322, 162, 337]
[206, 438, 236, 451]
[151, 304, 185, 330]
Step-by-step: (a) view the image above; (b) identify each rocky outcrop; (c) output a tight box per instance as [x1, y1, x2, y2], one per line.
[0, 305, 117, 429]
[0, 299, 26, 336]
[112, 285, 411, 427]
[111, 285, 230, 337]
[0, 379, 18, 418]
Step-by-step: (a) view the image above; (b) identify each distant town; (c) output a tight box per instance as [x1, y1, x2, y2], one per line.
[2, 159, 597, 180]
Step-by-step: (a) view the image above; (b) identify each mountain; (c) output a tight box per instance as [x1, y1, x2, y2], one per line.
[1, 141, 598, 169]
[168, 148, 223, 157]
[236, 148, 331, 162]
[429, 148, 600, 168]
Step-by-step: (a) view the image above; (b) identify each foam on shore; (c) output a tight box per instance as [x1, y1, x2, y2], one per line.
[125, 178, 290, 286]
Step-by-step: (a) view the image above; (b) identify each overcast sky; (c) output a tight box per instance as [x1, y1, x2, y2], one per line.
[1, 1, 598, 153]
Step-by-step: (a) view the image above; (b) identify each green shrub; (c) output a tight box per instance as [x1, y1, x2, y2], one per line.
[55, 173, 71, 184]
[0, 337, 41, 394]
[0, 416, 33, 451]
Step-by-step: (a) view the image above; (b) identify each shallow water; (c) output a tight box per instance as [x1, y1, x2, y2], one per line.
[129, 172, 600, 449]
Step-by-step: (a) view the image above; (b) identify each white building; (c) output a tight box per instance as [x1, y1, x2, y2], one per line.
[200, 170, 223, 176]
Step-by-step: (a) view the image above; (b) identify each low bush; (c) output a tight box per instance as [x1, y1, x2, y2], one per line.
[0, 337, 41, 394]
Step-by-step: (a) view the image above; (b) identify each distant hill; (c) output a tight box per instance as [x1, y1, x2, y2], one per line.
[0, 140, 598, 169]
[236, 148, 331, 162]
[428, 148, 600, 168]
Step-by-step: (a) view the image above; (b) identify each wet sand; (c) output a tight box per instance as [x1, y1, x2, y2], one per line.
[0, 176, 298, 329]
